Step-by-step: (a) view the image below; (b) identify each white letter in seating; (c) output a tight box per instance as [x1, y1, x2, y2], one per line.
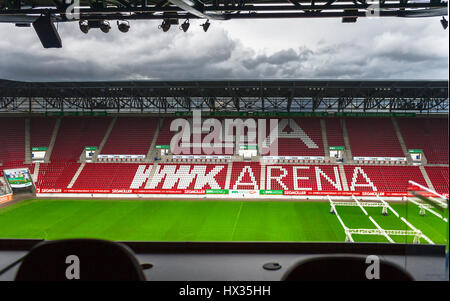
[315, 166, 342, 191]
[266, 166, 288, 190]
[293, 166, 312, 190]
[350, 167, 377, 191]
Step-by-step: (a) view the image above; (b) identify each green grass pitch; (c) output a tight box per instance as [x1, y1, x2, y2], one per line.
[0, 199, 447, 245]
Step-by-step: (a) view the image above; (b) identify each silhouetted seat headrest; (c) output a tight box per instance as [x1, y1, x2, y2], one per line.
[15, 239, 146, 281]
[282, 255, 414, 281]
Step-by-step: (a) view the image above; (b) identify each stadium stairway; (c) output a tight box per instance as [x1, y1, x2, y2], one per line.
[67, 162, 86, 188]
[341, 119, 354, 163]
[424, 166, 449, 195]
[338, 164, 350, 191]
[144, 163, 159, 188]
[391, 117, 413, 165]
[224, 162, 233, 189]
[44, 118, 61, 163]
[260, 162, 266, 190]
[419, 165, 435, 191]
[92, 116, 117, 162]
[145, 117, 163, 163]
[32, 162, 40, 183]
[93, 116, 117, 162]
[320, 119, 331, 160]
[397, 117, 448, 164]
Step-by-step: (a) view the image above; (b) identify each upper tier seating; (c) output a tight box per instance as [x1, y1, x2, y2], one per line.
[424, 166, 449, 194]
[273, 118, 324, 156]
[397, 118, 448, 164]
[343, 165, 428, 192]
[158, 117, 325, 156]
[265, 165, 343, 191]
[30, 117, 56, 148]
[101, 117, 157, 155]
[155, 117, 174, 147]
[51, 117, 110, 162]
[36, 163, 80, 189]
[346, 118, 404, 157]
[0, 117, 25, 163]
[157, 117, 234, 155]
[324, 118, 345, 148]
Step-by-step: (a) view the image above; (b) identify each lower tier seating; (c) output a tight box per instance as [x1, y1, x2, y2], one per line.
[230, 162, 261, 190]
[1, 161, 447, 194]
[265, 165, 343, 191]
[72, 163, 141, 189]
[424, 166, 449, 194]
[36, 163, 80, 189]
[343, 165, 428, 192]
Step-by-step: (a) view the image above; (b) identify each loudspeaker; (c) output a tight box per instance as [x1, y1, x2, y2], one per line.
[32, 15, 62, 48]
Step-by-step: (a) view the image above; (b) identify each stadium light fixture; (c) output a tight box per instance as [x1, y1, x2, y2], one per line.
[159, 20, 171, 32]
[201, 20, 210, 32]
[100, 20, 111, 33]
[441, 17, 448, 30]
[180, 19, 190, 32]
[117, 20, 130, 33]
[79, 20, 89, 34]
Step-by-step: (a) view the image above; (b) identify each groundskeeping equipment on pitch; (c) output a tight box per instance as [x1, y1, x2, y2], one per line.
[408, 180, 449, 280]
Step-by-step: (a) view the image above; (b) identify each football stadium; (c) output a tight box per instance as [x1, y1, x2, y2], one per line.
[0, 79, 448, 242]
[0, 79, 448, 281]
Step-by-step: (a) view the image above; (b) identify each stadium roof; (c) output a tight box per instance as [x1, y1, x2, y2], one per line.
[0, 79, 448, 114]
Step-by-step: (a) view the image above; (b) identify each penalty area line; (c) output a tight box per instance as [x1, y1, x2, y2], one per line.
[368, 216, 394, 243]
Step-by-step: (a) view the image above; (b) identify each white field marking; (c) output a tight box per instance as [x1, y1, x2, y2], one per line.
[401, 217, 434, 245]
[331, 195, 436, 244]
[230, 201, 244, 240]
[344, 230, 354, 242]
[347, 229, 419, 236]
[408, 180, 448, 201]
[408, 197, 448, 222]
[376, 195, 435, 244]
[327, 195, 353, 242]
[368, 216, 395, 243]
[331, 201, 386, 207]
[375, 195, 399, 218]
[351, 195, 368, 215]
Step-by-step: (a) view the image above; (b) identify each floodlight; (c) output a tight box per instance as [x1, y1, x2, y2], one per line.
[201, 20, 210, 32]
[100, 20, 111, 33]
[180, 20, 190, 32]
[79, 20, 89, 34]
[117, 20, 130, 33]
[159, 20, 171, 32]
[441, 17, 448, 30]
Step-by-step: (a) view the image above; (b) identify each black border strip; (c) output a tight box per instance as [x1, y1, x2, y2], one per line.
[0, 239, 445, 256]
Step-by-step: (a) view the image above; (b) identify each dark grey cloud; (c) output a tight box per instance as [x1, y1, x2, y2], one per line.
[0, 18, 447, 81]
[242, 48, 310, 70]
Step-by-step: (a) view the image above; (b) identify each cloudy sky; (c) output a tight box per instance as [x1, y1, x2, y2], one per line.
[0, 15, 448, 81]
